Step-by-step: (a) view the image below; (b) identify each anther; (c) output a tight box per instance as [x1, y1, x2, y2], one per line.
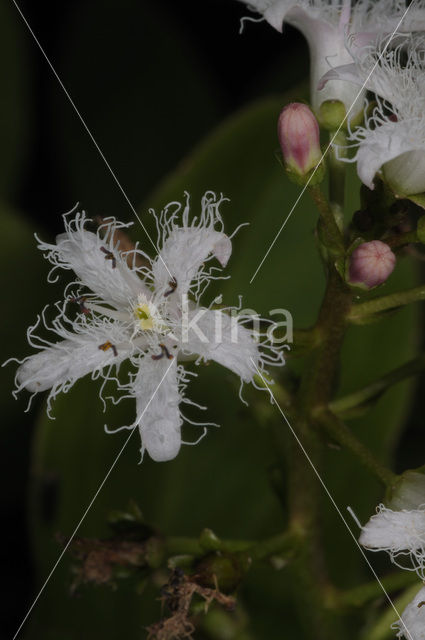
[419, 602, 425, 608]
[98, 341, 118, 357]
[164, 278, 177, 297]
[100, 246, 117, 269]
[71, 296, 90, 315]
[151, 343, 174, 361]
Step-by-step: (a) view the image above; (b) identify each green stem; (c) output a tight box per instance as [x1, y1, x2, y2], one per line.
[281, 269, 352, 640]
[165, 532, 296, 562]
[290, 327, 322, 356]
[337, 570, 418, 609]
[330, 353, 425, 417]
[349, 284, 425, 322]
[244, 531, 297, 562]
[315, 409, 396, 487]
[298, 267, 352, 409]
[309, 185, 345, 256]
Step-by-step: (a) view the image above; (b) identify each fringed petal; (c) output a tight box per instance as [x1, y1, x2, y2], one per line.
[238, 0, 296, 32]
[360, 504, 425, 579]
[151, 192, 232, 298]
[355, 121, 425, 190]
[38, 211, 148, 309]
[16, 317, 132, 401]
[135, 356, 182, 462]
[182, 308, 261, 382]
[392, 585, 425, 640]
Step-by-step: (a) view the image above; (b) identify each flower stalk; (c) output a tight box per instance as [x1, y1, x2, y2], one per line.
[314, 409, 397, 487]
[349, 284, 425, 322]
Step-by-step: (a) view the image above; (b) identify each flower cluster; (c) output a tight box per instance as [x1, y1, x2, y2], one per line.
[322, 33, 425, 195]
[238, 1, 425, 117]
[12, 193, 284, 462]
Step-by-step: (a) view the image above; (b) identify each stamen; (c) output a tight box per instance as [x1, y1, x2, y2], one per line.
[151, 343, 174, 361]
[164, 277, 177, 297]
[71, 295, 90, 315]
[98, 341, 118, 357]
[419, 602, 425, 608]
[100, 246, 117, 268]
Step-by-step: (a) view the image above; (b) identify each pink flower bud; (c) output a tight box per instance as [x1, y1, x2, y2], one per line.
[278, 103, 322, 176]
[348, 241, 396, 289]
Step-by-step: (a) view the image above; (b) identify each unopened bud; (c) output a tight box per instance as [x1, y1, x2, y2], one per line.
[318, 99, 347, 131]
[318, 99, 364, 131]
[348, 240, 396, 289]
[278, 103, 323, 184]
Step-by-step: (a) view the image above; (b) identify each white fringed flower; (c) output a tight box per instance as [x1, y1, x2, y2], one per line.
[392, 585, 425, 640]
[12, 193, 284, 463]
[359, 504, 425, 579]
[238, 1, 425, 115]
[321, 34, 425, 195]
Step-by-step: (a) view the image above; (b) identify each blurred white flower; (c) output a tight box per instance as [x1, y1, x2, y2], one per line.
[392, 584, 425, 640]
[359, 503, 425, 579]
[321, 33, 425, 195]
[237, 1, 425, 115]
[12, 193, 284, 462]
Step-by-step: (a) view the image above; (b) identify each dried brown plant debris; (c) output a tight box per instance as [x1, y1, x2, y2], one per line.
[63, 536, 148, 590]
[147, 569, 236, 640]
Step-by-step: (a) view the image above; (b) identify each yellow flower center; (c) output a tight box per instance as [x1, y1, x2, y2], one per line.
[134, 302, 155, 330]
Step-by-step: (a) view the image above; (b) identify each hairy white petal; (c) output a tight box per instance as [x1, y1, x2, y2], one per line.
[392, 585, 425, 640]
[152, 192, 231, 297]
[360, 504, 425, 578]
[354, 120, 425, 190]
[135, 357, 182, 462]
[384, 149, 425, 196]
[38, 212, 148, 308]
[153, 228, 231, 297]
[305, 21, 364, 113]
[182, 308, 260, 381]
[16, 320, 131, 396]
